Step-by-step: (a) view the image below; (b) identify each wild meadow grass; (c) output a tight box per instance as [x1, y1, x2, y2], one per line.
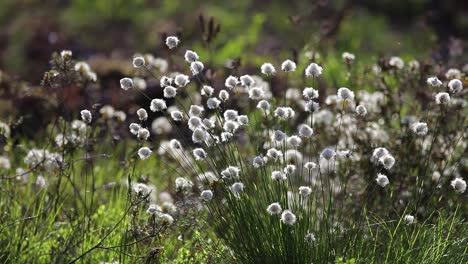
[0, 36, 467, 263]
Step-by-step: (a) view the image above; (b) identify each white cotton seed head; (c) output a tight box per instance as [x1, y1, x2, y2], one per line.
[221, 132, 233, 142]
[371, 147, 389, 164]
[356, 105, 367, 116]
[223, 120, 239, 133]
[389, 56, 404, 69]
[188, 117, 203, 131]
[257, 100, 271, 113]
[281, 59, 296, 72]
[129, 123, 141, 135]
[271, 171, 286, 181]
[304, 162, 317, 170]
[342, 52, 355, 63]
[137, 128, 150, 141]
[175, 177, 193, 190]
[174, 74, 190, 87]
[376, 173, 389, 187]
[221, 166, 240, 179]
[427, 76, 442, 87]
[190, 61, 204, 75]
[411, 122, 428, 136]
[274, 107, 295, 120]
[189, 105, 204, 117]
[203, 118, 215, 129]
[207, 97, 221, 109]
[451, 178, 466, 194]
[287, 135, 302, 148]
[184, 50, 199, 63]
[80, 109, 92, 124]
[201, 85, 214, 96]
[253, 156, 265, 168]
[379, 154, 395, 170]
[298, 124, 313, 138]
[404, 214, 415, 225]
[169, 139, 182, 149]
[283, 164, 296, 175]
[133, 56, 145, 68]
[267, 148, 283, 161]
[193, 148, 207, 160]
[337, 87, 355, 100]
[305, 101, 320, 112]
[261, 63, 276, 75]
[303, 87, 319, 100]
[231, 182, 244, 194]
[305, 63, 323, 77]
[163, 86, 177, 98]
[225, 76, 239, 90]
[281, 210, 297, 225]
[240, 75, 255, 87]
[137, 108, 148, 121]
[305, 233, 316, 243]
[150, 99, 167, 112]
[120, 77, 133, 90]
[138, 147, 152, 160]
[435, 92, 450, 105]
[171, 110, 184, 121]
[237, 115, 249, 125]
[320, 148, 336, 160]
[445, 68, 461, 80]
[224, 110, 238, 121]
[192, 128, 207, 144]
[273, 130, 287, 142]
[165, 36, 180, 49]
[299, 186, 312, 197]
[160, 76, 173, 87]
[200, 190, 213, 201]
[266, 203, 282, 215]
[248, 87, 265, 100]
[448, 79, 463, 94]
[219, 90, 230, 101]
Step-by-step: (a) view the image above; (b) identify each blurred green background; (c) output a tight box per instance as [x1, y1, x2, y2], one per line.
[0, 0, 466, 83]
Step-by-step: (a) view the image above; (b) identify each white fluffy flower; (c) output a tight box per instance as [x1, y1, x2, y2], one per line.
[225, 76, 239, 90]
[137, 128, 150, 141]
[448, 79, 463, 94]
[342, 52, 355, 63]
[190, 61, 204, 75]
[160, 76, 173, 87]
[404, 214, 415, 225]
[435, 92, 450, 105]
[451, 178, 466, 193]
[193, 148, 207, 160]
[184, 50, 199, 63]
[299, 186, 312, 197]
[170, 110, 184, 121]
[267, 148, 283, 161]
[281, 210, 297, 225]
[320, 148, 336, 160]
[281, 59, 296, 72]
[169, 139, 182, 149]
[137, 108, 148, 121]
[445, 68, 461, 80]
[163, 86, 177, 98]
[261, 63, 276, 75]
[230, 182, 244, 194]
[223, 120, 239, 133]
[188, 117, 204, 131]
[240, 75, 255, 87]
[376, 173, 389, 187]
[266, 203, 282, 215]
[224, 109, 238, 121]
[221, 132, 233, 142]
[304, 162, 317, 170]
[287, 135, 302, 148]
[192, 128, 208, 143]
[305, 101, 320, 112]
[253, 156, 266, 168]
[303, 87, 319, 100]
[200, 190, 213, 201]
[201, 85, 214, 96]
[356, 105, 367, 116]
[165, 36, 180, 49]
[283, 164, 296, 175]
[298, 124, 313, 138]
[132, 56, 145, 68]
[273, 130, 287, 142]
[379, 154, 395, 170]
[189, 105, 204, 117]
[337, 87, 355, 100]
[271, 171, 286, 181]
[120, 77, 133, 90]
[80, 109, 92, 124]
[389, 56, 404, 69]
[207, 97, 221, 109]
[176, 177, 193, 190]
[274, 107, 295, 120]
[138, 147, 152, 160]
[427, 76, 442, 87]
[411, 122, 428, 136]
[371, 147, 390, 164]
[257, 100, 271, 113]
[150, 99, 167, 112]
[305, 63, 323, 77]
[221, 166, 240, 179]
[174, 74, 190, 87]
[248, 87, 265, 100]
[219, 90, 230, 101]
[129, 123, 141, 135]
[237, 115, 249, 125]
[305, 233, 316, 243]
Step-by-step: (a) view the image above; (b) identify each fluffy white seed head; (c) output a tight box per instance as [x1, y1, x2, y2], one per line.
[287, 135, 302, 148]
[137, 128, 150, 141]
[376, 173, 389, 187]
[190, 61, 204, 75]
[193, 148, 207, 160]
[299, 186, 312, 197]
[225, 76, 239, 90]
[267, 148, 283, 161]
[448, 79, 463, 94]
[129, 123, 141, 135]
[207, 97, 221, 109]
[192, 128, 208, 144]
[281, 210, 297, 225]
[411, 122, 428, 136]
[342, 52, 355, 63]
[273, 130, 287, 142]
[165, 36, 180, 49]
[175, 177, 193, 190]
[271, 171, 286, 181]
[219, 90, 230, 101]
[337, 87, 355, 100]
[138, 147, 152, 160]
[169, 139, 182, 149]
[174, 74, 190, 87]
[132, 56, 145, 68]
[184, 50, 199, 63]
[80, 109, 92, 124]
[223, 120, 239, 133]
[305, 63, 323, 77]
[303, 87, 319, 100]
[298, 124, 313, 138]
[389, 56, 404, 69]
[221, 166, 240, 179]
[240, 75, 255, 87]
[305, 101, 320, 112]
[320, 148, 336, 160]
[371, 147, 389, 164]
[237, 115, 249, 125]
[274, 107, 295, 120]
[120, 77, 133, 90]
[163, 86, 177, 98]
[230, 182, 244, 194]
[150, 99, 167, 112]
[356, 104, 368, 116]
[281, 59, 296, 72]
[379, 154, 395, 170]
[404, 214, 415, 225]
[137, 108, 148, 121]
[435, 92, 450, 105]
[253, 156, 265, 168]
[189, 105, 204, 117]
[283, 164, 296, 175]
[426, 76, 442, 87]
[451, 178, 466, 193]
[248, 87, 265, 100]
[304, 162, 317, 170]
[257, 100, 271, 113]
[224, 109, 238, 121]
[188, 116, 204, 131]
[266, 203, 282, 215]
[201, 85, 214, 96]
[160, 76, 173, 87]
[170, 110, 184, 121]
[261, 63, 276, 75]
[200, 190, 213, 201]
[445, 68, 461, 80]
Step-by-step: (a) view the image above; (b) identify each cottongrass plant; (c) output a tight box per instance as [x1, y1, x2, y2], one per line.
[116, 37, 467, 263]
